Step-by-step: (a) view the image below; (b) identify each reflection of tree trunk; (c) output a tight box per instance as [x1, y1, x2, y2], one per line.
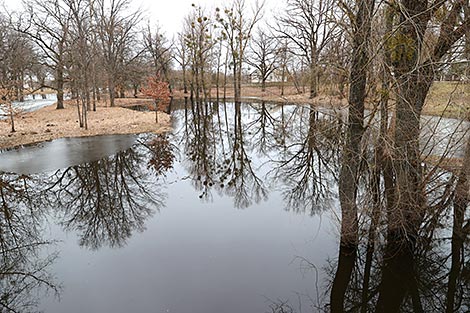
[375, 234, 418, 312]
[361, 164, 380, 313]
[331, 245, 356, 312]
[445, 137, 470, 312]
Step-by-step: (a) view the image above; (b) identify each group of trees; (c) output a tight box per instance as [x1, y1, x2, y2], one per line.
[1, 0, 470, 309]
[176, 0, 339, 101]
[330, 0, 470, 311]
[0, 0, 468, 113]
[0, 0, 172, 129]
[176, 0, 470, 104]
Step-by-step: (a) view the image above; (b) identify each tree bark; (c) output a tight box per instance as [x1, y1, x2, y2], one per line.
[56, 65, 65, 110]
[108, 76, 115, 107]
[331, 0, 375, 310]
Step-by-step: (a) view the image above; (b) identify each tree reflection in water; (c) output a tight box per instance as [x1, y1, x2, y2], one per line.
[1, 99, 469, 312]
[1, 133, 174, 311]
[328, 134, 470, 311]
[0, 173, 59, 312]
[178, 99, 267, 208]
[175, 99, 470, 312]
[44, 136, 173, 250]
[271, 104, 342, 214]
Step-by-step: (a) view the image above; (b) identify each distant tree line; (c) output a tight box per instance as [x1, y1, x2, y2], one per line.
[0, 0, 467, 110]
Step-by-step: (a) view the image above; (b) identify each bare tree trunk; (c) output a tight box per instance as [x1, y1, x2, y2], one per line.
[56, 65, 65, 109]
[77, 97, 83, 127]
[155, 100, 159, 123]
[92, 85, 97, 111]
[309, 54, 317, 99]
[85, 73, 90, 111]
[331, 0, 375, 309]
[183, 65, 188, 94]
[281, 66, 285, 96]
[108, 76, 115, 107]
[233, 56, 240, 102]
[9, 103, 15, 133]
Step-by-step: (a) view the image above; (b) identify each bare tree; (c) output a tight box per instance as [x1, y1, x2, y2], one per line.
[94, 0, 141, 107]
[142, 24, 172, 90]
[372, 0, 470, 309]
[20, 0, 71, 109]
[216, 0, 264, 102]
[173, 32, 189, 94]
[184, 4, 215, 100]
[331, 0, 376, 309]
[66, 0, 92, 129]
[246, 28, 278, 92]
[275, 0, 337, 98]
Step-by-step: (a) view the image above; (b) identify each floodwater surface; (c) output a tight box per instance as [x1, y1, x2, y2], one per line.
[0, 134, 137, 174]
[0, 101, 469, 312]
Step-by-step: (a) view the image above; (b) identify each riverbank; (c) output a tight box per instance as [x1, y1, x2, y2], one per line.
[0, 100, 171, 150]
[171, 81, 470, 119]
[1, 81, 467, 150]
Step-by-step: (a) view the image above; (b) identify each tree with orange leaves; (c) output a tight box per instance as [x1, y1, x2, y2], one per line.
[140, 75, 170, 123]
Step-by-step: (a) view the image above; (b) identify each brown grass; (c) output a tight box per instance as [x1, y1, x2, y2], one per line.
[172, 81, 470, 117]
[0, 99, 171, 149]
[422, 81, 470, 119]
[171, 85, 348, 108]
[1, 80, 466, 150]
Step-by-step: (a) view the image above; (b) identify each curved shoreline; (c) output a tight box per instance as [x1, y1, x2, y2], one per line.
[0, 101, 171, 150]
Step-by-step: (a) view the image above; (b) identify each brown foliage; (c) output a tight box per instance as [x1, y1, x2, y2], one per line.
[141, 76, 170, 103]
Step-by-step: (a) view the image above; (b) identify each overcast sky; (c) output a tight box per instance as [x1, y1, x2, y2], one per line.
[2, 0, 281, 38]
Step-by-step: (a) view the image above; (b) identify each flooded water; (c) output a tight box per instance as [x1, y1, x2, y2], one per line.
[0, 94, 58, 118]
[0, 101, 469, 312]
[0, 134, 137, 174]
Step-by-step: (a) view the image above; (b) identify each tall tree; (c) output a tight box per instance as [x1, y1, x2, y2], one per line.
[217, 0, 264, 102]
[94, 0, 141, 107]
[376, 0, 470, 309]
[275, 0, 337, 98]
[20, 0, 71, 109]
[184, 4, 215, 100]
[331, 0, 376, 310]
[142, 24, 172, 90]
[246, 28, 278, 92]
[66, 0, 92, 128]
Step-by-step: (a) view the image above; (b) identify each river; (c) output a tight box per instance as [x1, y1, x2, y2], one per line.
[0, 100, 468, 312]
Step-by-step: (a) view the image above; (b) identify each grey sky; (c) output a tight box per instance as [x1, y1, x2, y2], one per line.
[3, 0, 281, 37]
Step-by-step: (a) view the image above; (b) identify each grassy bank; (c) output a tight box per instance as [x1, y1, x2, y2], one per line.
[0, 99, 171, 150]
[172, 81, 469, 119]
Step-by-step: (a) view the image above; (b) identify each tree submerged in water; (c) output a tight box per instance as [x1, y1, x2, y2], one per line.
[140, 75, 170, 123]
